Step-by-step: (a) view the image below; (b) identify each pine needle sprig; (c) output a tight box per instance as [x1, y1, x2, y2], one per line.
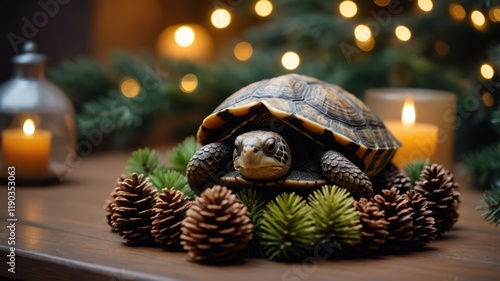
[464, 143, 500, 189]
[237, 189, 267, 258]
[237, 189, 267, 226]
[259, 192, 316, 261]
[126, 147, 166, 177]
[167, 136, 201, 174]
[477, 183, 500, 226]
[308, 185, 361, 249]
[149, 169, 195, 199]
[405, 159, 430, 187]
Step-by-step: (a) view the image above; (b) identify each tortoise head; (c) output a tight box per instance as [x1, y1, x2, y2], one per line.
[233, 130, 291, 180]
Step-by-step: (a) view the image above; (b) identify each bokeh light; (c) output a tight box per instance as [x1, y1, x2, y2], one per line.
[356, 36, 375, 52]
[449, 3, 466, 21]
[211, 9, 231, 29]
[482, 92, 494, 107]
[418, 0, 433, 12]
[174, 26, 195, 47]
[234, 42, 253, 61]
[489, 6, 500, 22]
[180, 73, 198, 93]
[354, 25, 371, 42]
[374, 0, 390, 7]
[339, 1, 357, 18]
[255, 0, 273, 17]
[120, 77, 141, 98]
[281, 51, 300, 70]
[434, 40, 450, 56]
[395, 25, 411, 41]
[471, 10, 486, 29]
[481, 63, 494, 79]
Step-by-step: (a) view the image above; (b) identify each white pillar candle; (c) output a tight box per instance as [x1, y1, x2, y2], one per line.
[365, 88, 456, 169]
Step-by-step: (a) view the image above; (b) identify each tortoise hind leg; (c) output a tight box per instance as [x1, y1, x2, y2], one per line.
[186, 142, 231, 195]
[321, 150, 374, 199]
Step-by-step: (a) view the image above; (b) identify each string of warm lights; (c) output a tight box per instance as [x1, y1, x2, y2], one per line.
[150, 0, 499, 95]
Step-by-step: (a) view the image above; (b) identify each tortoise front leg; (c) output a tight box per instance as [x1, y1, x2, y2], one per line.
[321, 150, 374, 199]
[186, 142, 231, 195]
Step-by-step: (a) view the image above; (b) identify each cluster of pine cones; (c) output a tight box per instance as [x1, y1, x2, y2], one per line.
[104, 163, 460, 262]
[105, 174, 252, 262]
[356, 163, 461, 252]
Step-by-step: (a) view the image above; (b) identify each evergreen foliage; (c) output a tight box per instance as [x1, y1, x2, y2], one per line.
[259, 192, 316, 261]
[125, 147, 165, 177]
[477, 182, 500, 226]
[149, 169, 195, 199]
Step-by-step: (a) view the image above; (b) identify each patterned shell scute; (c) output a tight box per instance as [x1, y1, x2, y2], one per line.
[198, 74, 400, 177]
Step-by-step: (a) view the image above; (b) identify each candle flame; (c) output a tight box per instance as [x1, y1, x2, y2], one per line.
[23, 119, 35, 135]
[401, 97, 416, 127]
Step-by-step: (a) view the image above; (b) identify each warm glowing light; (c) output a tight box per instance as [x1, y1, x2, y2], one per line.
[418, 0, 433, 12]
[356, 36, 375, 52]
[339, 1, 357, 18]
[354, 25, 371, 42]
[23, 119, 35, 135]
[395, 25, 411, 41]
[211, 9, 231, 29]
[471, 10, 486, 27]
[255, 0, 273, 17]
[120, 77, 140, 98]
[281, 51, 300, 70]
[174, 26, 195, 47]
[374, 0, 390, 7]
[449, 3, 466, 20]
[483, 92, 494, 107]
[481, 63, 495, 79]
[402, 97, 416, 127]
[489, 6, 500, 22]
[157, 24, 213, 61]
[180, 73, 198, 93]
[434, 40, 449, 56]
[234, 41, 253, 61]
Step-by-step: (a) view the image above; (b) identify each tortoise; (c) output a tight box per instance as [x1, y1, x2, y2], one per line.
[186, 74, 401, 199]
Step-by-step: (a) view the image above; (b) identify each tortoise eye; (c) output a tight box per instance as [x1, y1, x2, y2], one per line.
[265, 138, 276, 153]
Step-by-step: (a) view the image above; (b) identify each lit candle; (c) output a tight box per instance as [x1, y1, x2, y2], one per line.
[384, 97, 438, 169]
[365, 88, 456, 168]
[2, 119, 52, 180]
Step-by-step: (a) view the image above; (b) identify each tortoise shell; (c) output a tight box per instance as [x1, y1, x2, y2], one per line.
[197, 74, 400, 178]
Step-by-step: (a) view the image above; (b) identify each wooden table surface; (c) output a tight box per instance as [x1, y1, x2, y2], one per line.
[1, 148, 499, 281]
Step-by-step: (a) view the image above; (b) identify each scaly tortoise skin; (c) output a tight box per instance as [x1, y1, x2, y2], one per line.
[187, 74, 401, 199]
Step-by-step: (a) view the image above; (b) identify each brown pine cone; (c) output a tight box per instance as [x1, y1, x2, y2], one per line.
[372, 164, 411, 194]
[111, 173, 158, 246]
[403, 190, 437, 247]
[104, 174, 126, 230]
[354, 198, 389, 252]
[181, 185, 253, 263]
[151, 188, 191, 249]
[414, 164, 460, 235]
[372, 187, 414, 250]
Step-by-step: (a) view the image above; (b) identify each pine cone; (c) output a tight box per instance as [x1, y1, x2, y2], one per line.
[372, 187, 414, 250]
[403, 190, 437, 247]
[354, 198, 389, 252]
[372, 164, 411, 194]
[151, 188, 191, 249]
[104, 174, 126, 230]
[414, 164, 460, 235]
[111, 173, 158, 246]
[181, 185, 253, 263]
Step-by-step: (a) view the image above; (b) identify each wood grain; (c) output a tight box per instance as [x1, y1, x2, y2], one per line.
[0, 149, 499, 281]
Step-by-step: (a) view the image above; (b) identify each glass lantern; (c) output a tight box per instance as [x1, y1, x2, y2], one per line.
[0, 41, 76, 184]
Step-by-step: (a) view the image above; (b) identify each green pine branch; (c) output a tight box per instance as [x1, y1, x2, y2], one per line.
[308, 185, 361, 250]
[149, 169, 194, 199]
[464, 143, 500, 189]
[477, 183, 500, 226]
[404, 159, 430, 186]
[125, 147, 166, 177]
[167, 136, 201, 174]
[258, 192, 316, 261]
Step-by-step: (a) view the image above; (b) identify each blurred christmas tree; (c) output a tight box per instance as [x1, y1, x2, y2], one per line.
[49, 0, 500, 154]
